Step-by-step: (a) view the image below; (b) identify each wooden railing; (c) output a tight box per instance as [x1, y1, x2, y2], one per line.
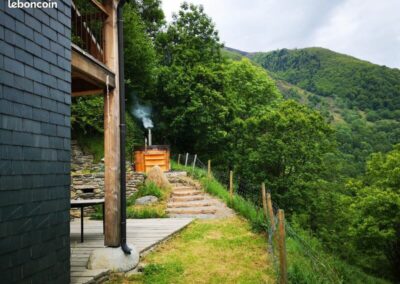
[72, 0, 108, 63]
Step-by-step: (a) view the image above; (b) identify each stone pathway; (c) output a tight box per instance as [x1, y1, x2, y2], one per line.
[166, 175, 235, 219]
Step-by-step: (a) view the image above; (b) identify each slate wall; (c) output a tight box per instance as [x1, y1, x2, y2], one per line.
[0, 1, 71, 283]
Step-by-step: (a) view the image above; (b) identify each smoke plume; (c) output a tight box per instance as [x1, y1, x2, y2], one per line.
[131, 102, 153, 129]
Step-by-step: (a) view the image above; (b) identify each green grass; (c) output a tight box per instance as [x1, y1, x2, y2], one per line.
[107, 217, 275, 283]
[91, 182, 170, 220]
[126, 206, 167, 219]
[202, 178, 266, 231]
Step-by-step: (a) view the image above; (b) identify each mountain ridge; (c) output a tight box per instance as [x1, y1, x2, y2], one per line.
[225, 46, 400, 70]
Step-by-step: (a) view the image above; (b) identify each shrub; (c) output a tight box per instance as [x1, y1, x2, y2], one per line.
[125, 181, 171, 219]
[127, 181, 164, 206]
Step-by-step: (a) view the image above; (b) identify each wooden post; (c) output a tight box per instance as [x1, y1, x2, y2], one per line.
[103, 0, 120, 247]
[229, 170, 233, 201]
[192, 154, 197, 171]
[177, 154, 181, 165]
[278, 209, 288, 284]
[184, 153, 189, 166]
[261, 183, 268, 218]
[207, 160, 211, 178]
[267, 192, 275, 229]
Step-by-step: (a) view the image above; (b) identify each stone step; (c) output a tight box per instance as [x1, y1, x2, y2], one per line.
[172, 186, 196, 191]
[166, 207, 217, 215]
[172, 190, 202, 197]
[167, 201, 213, 208]
[170, 196, 204, 202]
[171, 184, 189, 188]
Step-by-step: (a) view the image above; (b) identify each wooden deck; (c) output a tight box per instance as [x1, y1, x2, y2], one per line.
[70, 218, 193, 284]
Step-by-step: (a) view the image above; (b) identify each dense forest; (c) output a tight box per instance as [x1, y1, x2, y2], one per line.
[71, 1, 400, 282]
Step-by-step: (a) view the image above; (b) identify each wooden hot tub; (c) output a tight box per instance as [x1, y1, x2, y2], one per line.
[133, 145, 170, 173]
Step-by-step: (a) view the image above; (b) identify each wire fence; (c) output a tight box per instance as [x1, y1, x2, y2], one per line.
[172, 152, 341, 284]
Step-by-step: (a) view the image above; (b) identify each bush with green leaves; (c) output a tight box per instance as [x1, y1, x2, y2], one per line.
[127, 181, 164, 206]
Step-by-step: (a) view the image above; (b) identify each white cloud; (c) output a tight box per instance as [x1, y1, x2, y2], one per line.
[162, 0, 400, 68]
[311, 0, 400, 68]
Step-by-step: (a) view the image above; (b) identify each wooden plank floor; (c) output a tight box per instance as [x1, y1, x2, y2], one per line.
[70, 218, 193, 284]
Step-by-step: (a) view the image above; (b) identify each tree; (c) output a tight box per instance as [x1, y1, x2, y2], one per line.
[131, 0, 165, 39]
[223, 58, 280, 119]
[150, 3, 228, 154]
[232, 100, 335, 211]
[365, 144, 400, 191]
[123, 3, 157, 98]
[71, 96, 104, 134]
[156, 2, 223, 67]
[343, 146, 400, 280]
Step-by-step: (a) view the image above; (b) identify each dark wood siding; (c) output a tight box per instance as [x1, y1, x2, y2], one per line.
[0, 1, 71, 283]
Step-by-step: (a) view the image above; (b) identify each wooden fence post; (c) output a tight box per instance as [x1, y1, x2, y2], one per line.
[184, 153, 189, 166]
[229, 170, 233, 201]
[177, 154, 181, 165]
[267, 192, 275, 229]
[192, 154, 197, 171]
[208, 160, 211, 178]
[261, 183, 268, 218]
[278, 209, 288, 284]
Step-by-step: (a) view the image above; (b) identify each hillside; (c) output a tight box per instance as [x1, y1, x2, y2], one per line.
[228, 47, 400, 175]
[249, 47, 400, 115]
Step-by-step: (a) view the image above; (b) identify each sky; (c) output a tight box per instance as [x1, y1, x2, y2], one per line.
[162, 0, 400, 69]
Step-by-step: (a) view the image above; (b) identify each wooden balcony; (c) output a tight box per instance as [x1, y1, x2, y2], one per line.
[72, 44, 115, 96]
[71, 0, 115, 97]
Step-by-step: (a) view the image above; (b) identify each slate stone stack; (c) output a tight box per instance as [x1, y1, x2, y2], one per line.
[0, 1, 71, 283]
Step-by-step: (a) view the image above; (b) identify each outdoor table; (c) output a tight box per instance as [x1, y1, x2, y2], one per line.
[70, 199, 105, 243]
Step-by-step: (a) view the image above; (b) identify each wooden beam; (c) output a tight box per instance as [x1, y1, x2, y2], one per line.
[72, 89, 103, 97]
[278, 210, 288, 284]
[72, 44, 115, 89]
[267, 192, 275, 229]
[103, 0, 120, 247]
[261, 183, 268, 218]
[90, 0, 109, 17]
[229, 171, 233, 201]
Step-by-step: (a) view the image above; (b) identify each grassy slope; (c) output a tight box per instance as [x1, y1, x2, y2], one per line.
[275, 79, 345, 124]
[113, 217, 275, 284]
